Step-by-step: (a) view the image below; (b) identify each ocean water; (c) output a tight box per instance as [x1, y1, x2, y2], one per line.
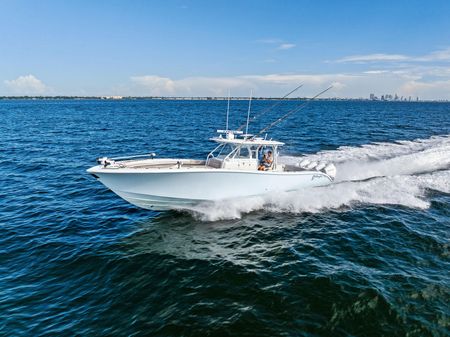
[0, 99, 449, 336]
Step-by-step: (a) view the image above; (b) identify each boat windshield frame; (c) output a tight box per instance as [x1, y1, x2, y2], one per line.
[205, 130, 284, 168]
[206, 138, 282, 169]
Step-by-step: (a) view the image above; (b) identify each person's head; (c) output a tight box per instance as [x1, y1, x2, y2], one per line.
[268, 150, 272, 156]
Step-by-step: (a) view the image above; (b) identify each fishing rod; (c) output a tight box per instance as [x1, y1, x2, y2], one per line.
[258, 85, 333, 135]
[236, 83, 304, 131]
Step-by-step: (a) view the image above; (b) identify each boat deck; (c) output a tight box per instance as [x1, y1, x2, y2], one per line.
[110, 158, 312, 173]
[118, 159, 213, 170]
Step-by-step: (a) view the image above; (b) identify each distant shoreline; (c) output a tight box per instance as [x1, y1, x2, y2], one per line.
[0, 96, 449, 102]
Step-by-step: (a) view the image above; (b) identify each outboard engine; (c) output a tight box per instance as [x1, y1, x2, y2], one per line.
[299, 159, 311, 168]
[315, 162, 327, 171]
[323, 163, 337, 179]
[305, 161, 318, 170]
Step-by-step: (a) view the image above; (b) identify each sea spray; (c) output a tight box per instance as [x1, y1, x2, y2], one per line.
[188, 136, 450, 221]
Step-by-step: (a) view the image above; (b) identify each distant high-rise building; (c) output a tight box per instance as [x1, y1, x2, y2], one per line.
[370, 93, 375, 100]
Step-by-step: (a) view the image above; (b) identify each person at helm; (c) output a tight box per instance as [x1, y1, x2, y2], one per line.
[258, 150, 273, 171]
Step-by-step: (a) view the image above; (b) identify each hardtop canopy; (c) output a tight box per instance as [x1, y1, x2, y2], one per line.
[210, 130, 284, 147]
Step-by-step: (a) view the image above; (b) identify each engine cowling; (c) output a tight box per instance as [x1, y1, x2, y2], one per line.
[323, 163, 337, 179]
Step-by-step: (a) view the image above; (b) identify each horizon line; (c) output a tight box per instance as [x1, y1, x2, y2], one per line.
[1, 95, 449, 102]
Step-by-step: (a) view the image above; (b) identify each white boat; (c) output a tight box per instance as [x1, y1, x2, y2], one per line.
[87, 86, 336, 211]
[87, 130, 336, 211]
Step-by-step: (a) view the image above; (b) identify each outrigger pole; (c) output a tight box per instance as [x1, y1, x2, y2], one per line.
[225, 89, 230, 131]
[258, 85, 333, 135]
[237, 83, 304, 131]
[245, 89, 253, 136]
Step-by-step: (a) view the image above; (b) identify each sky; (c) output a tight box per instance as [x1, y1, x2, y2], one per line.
[1, 0, 450, 99]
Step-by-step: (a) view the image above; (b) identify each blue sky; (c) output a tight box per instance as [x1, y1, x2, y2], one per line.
[1, 0, 450, 98]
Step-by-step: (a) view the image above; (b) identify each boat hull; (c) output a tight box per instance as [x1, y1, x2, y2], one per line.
[88, 167, 333, 211]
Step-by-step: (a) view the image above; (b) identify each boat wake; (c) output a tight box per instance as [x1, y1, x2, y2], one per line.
[187, 135, 450, 221]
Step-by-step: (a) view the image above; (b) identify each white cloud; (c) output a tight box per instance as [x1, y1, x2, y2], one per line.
[337, 53, 409, 63]
[400, 79, 450, 99]
[330, 81, 346, 90]
[129, 73, 357, 97]
[127, 71, 450, 100]
[241, 73, 357, 86]
[130, 75, 253, 97]
[130, 75, 177, 95]
[416, 47, 450, 62]
[277, 43, 296, 50]
[337, 47, 450, 64]
[256, 38, 296, 51]
[118, 47, 450, 100]
[256, 38, 282, 44]
[4, 74, 48, 94]
[363, 70, 390, 74]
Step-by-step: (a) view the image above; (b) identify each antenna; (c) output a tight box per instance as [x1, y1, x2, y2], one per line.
[225, 89, 230, 131]
[258, 85, 333, 134]
[245, 89, 253, 136]
[237, 83, 303, 131]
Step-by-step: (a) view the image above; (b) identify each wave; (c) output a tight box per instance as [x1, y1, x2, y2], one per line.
[187, 135, 450, 221]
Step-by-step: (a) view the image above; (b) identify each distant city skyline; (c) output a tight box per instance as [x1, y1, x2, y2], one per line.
[1, 0, 450, 99]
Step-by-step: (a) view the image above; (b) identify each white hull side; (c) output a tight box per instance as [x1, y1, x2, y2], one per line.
[89, 168, 332, 210]
[114, 191, 202, 210]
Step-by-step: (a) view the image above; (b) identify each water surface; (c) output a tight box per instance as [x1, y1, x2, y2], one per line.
[0, 99, 449, 336]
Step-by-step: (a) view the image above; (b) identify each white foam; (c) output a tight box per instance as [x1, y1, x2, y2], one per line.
[188, 135, 450, 221]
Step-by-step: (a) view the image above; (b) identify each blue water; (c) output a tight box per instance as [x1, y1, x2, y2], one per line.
[0, 99, 449, 336]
